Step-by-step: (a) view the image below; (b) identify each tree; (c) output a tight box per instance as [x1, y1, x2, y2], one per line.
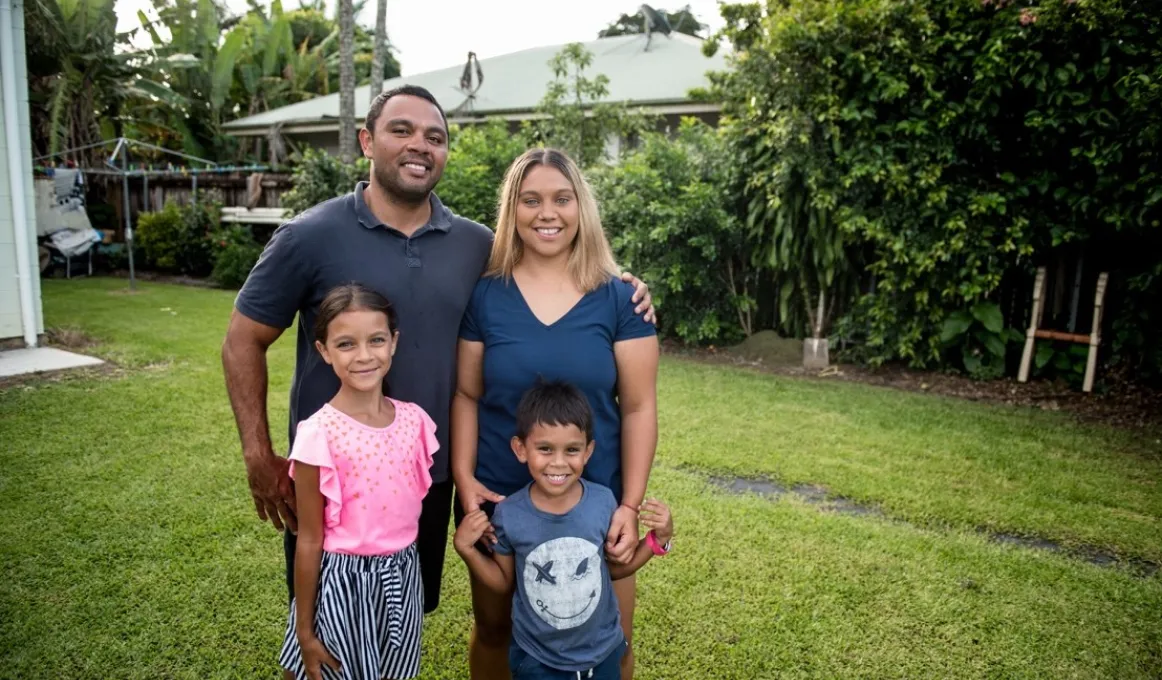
[598, 5, 706, 38]
[337, 0, 356, 162]
[532, 43, 648, 167]
[24, 0, 156, 161]
[368, 0, 387, 102]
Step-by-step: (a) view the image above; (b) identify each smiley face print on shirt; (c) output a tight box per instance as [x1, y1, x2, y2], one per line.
[523, 536, 603, 630]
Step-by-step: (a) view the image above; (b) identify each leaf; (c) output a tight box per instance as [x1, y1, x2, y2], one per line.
[971, 302, 1004, 333]
[1035, 343, 1054, 369]
[962, 348, 982, 375]
[975, 329, 1006, 358]
[211, 27, 247, 111]
[940, 311, 973, 344]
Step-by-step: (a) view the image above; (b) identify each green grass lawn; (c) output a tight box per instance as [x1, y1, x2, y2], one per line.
[1, 277, 1159, 679]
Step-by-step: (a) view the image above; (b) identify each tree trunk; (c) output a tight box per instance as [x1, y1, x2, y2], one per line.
[338, 0, 357, 163]
[369, 0, 387, 103]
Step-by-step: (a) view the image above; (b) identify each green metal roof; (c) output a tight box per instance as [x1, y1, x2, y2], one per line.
[223, 33, 727, 132]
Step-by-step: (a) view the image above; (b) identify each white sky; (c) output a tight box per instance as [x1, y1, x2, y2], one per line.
[115, 0, 728, 76]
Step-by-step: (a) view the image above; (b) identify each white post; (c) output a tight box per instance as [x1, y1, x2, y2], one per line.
[1, 0, 38, 347]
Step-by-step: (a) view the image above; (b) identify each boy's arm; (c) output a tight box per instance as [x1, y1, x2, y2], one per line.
[608, 538, 655, 581]
[453, 509, 515, 594]
[609, 499, 673, 580]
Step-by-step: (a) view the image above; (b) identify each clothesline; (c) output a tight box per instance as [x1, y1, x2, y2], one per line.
[33, 164, 270, 178]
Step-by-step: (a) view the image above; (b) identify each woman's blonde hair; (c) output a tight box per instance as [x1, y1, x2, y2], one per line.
[487, 148, 618, 292]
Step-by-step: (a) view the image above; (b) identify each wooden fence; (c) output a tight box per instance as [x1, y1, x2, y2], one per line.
[85, 172, 295, 241]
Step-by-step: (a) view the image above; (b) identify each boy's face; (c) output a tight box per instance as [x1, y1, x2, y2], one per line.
[511, 423, 594, 498]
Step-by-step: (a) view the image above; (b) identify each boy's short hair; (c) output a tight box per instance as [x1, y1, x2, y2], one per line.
[514, 380, 594, 442]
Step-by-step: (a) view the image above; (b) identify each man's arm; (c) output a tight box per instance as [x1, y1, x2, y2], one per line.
[222, 309, 297, 532]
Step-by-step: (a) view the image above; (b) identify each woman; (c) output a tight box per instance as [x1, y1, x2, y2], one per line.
[451, 148, 660, 680]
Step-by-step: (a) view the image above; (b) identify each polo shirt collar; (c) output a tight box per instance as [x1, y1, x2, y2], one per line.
[353, 181, 452, 233]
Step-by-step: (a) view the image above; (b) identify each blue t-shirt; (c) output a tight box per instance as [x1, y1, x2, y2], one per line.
[492, 481, 623, 671]
[459, 276, 656, 501]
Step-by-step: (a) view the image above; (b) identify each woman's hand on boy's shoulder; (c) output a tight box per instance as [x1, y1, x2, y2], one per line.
[606, 504, 640, 564]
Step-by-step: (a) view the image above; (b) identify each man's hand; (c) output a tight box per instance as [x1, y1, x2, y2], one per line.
[299, 635, 341, 680]
[245, 451, 298, 533]
[606, 505, 640, 564]
[454, 510, 494, 555]
[620, 271, 657, 325]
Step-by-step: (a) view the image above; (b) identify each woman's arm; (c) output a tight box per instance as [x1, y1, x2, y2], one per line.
[451, 339, 505, 512]
[614, 336, 659, 508]
[606, 335, 660, 562]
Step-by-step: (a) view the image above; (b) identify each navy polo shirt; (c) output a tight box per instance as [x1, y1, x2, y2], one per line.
[235, 182, 494, 482]
[459, 276, 656, 502]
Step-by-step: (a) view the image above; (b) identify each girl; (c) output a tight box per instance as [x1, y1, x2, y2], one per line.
[452, 148, 660, 679]
[278, 283, 438, 680]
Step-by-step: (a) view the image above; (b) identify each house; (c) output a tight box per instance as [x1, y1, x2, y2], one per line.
[0, 0, 43, 347]
[223, 32, 729, 156]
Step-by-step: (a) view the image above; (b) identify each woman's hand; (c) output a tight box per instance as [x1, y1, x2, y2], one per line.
[605, 504, 640, 564]
[299, 635, 340, 680]
[457, 477, 505, 514]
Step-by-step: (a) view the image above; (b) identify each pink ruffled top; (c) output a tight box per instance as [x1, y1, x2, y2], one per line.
[288, 398, 438, 556]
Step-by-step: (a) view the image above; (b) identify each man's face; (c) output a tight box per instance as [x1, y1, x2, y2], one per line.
[359, 95, 448, 205]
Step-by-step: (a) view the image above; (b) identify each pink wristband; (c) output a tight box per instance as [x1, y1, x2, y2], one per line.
[646, 530, 670, 556]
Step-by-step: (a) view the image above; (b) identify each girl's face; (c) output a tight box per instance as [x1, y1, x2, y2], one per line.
[514, 164, 580, 262]
[315, 309, 398, 393]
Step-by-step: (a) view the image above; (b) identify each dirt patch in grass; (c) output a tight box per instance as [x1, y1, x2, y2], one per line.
[705, 470, 1160, 578]
[45, 326, 98, 351]
[664, 339, 1162, 432]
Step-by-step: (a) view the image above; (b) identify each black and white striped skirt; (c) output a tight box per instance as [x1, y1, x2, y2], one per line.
[279, 544, 423, 680]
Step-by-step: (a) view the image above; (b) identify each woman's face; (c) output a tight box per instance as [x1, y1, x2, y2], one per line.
[515, 164, 580, 262]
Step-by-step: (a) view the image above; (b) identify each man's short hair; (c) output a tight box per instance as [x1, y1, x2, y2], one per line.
[514, 380, 594, 442]
[365, 85, 448, 133]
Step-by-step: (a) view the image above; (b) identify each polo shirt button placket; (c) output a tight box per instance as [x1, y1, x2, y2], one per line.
[406, 239, 421, 268]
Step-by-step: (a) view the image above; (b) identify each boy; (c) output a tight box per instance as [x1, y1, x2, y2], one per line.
[454, 381, 674, 679]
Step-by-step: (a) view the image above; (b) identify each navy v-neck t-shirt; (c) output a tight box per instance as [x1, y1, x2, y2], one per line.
[459, 276, 656, 502]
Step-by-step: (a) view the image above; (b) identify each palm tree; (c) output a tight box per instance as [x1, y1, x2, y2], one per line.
[368, 0, 386, 103]
[337, 0, 356, 163]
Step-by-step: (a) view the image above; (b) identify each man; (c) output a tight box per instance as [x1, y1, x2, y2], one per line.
[222, 85, 653, 628]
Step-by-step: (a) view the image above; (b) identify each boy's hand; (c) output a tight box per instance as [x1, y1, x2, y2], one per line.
[640, 498, 673, 543]
[454, 510, 494, 555]
[299, 635, 340, 680]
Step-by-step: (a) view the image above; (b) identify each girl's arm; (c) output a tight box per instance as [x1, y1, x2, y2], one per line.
[293, 463, 326, 639]
[607, 336, 660, 562]
[453, 509, 515, 593]
[451, 339, 505, 513]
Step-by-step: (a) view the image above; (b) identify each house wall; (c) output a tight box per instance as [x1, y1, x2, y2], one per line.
[0, 0, 42, 342]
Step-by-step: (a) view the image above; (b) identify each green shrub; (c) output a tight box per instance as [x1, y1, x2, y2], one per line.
[283, 147, 369, 216]
[438, 120, 529, 226]
[210, 225, 263, 289]
[939, 302, 1023, 380]
[709, 0, 1162, 372]
[135, 200, 220, 276]
[591, 120, 753, 344]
